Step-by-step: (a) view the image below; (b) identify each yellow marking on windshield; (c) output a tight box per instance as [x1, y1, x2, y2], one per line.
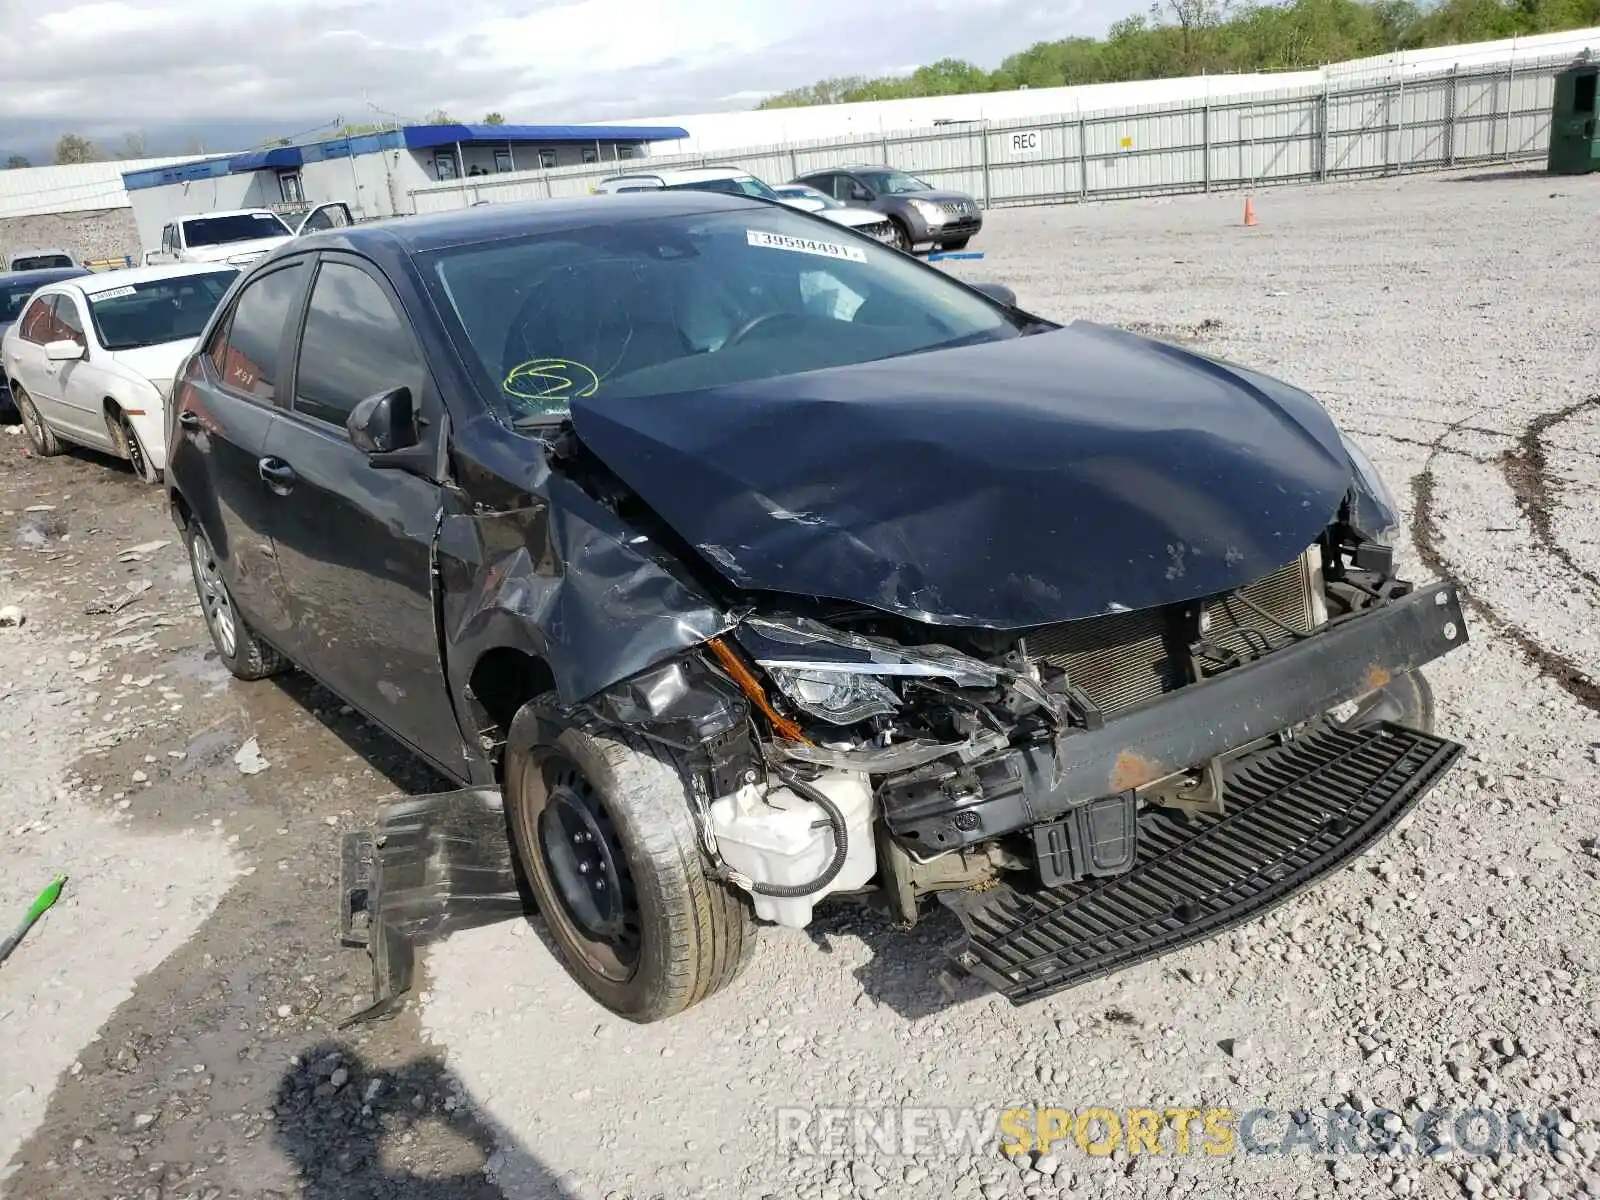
[503, 357, 600, 401]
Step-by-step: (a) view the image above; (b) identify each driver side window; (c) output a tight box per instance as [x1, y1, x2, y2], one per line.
[53, 295, 85, 343]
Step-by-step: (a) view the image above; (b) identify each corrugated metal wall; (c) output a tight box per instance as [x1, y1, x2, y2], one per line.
[410, 52, 1569, 216]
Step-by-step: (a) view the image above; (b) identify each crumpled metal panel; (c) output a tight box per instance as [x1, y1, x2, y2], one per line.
[438, 471, 734, 707]
[570, 321, 1363, 629]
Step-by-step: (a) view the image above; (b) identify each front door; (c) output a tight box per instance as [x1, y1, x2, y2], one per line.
[167, 256, 312, 646]
[258, 252, 464, 776]
[294, 202, 354, 235]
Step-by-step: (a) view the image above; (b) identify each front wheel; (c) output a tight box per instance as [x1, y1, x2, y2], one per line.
[1330, 668, 1435, 734]
[119, 414, 161, 484]
[504, 701, 756, 1023]
[888, 218, 913, 254]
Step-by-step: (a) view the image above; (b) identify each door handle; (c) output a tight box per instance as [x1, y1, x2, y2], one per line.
[258, 457, 297, 491]
[177, 410, 201, 429]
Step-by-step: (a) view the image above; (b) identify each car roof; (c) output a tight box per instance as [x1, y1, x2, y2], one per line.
[0, 266, 91, 284]
[301, 190, 772, 255]
[180, 209, 287, 221]
[75, 263, 242, 295]
[600, 165, 758, 184]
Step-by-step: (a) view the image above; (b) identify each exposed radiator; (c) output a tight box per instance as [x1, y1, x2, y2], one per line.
[1023, 549, 1322, 717]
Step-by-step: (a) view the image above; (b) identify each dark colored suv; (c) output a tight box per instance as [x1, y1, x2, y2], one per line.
[164, 191, 1468, 1027]
[791, 164, 982, 253]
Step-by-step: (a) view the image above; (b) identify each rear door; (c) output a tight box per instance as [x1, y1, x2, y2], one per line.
[44, 292, 112, 447]
[5, 294, 63, 411]
[166, 256, 312, 646]
[255, 251, 463, 774]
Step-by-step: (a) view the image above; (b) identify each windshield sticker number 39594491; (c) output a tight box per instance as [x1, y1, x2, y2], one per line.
[746, 229, 868, 263]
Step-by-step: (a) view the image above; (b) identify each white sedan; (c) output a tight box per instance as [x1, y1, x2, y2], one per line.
[0, 263, 239, 483]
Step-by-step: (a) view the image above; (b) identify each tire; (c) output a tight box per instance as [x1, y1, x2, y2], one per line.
[184, 518, 289, 681]
[941, 236, 972, 251]
[1331, 668, 1435, 735]
[118, 413, 161, 484]
[888, 218, 913, 254]
[504, 699, 756, 1023]
[14, 386, 61, 457]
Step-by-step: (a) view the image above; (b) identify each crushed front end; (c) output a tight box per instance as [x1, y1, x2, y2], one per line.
[618, 519, 1469, 1006]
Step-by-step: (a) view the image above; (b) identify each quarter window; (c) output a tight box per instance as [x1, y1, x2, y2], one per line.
[293, 261, 424, 428]
[215, 262, 306, 401]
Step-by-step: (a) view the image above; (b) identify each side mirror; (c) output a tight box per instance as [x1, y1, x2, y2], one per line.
[347, 386, 424, 468]
[850, 186, 872, 201]
[45, 339, 85, 362]
[970, 281, 1017, 308]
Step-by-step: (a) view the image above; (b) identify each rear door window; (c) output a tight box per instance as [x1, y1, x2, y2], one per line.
[292, 260, 425, 429]
[18, 296, 58, 344]
[213, 262, 307, 401]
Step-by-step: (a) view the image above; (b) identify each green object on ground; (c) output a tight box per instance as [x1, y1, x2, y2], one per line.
[0, 873, 67, 966]
[1548, 52, 1600, 175]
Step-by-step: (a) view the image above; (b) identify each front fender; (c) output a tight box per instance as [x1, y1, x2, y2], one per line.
[437, 473, 735, 713]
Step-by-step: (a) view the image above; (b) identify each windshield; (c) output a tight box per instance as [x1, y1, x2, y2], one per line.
[182, 213, 292, 248]
[87, 270, 239, 350]
[425, 206, 1019, 426]
[665, 175, 781, 202]
[858, 169, 932, 195]
[10, 254, 74, 270]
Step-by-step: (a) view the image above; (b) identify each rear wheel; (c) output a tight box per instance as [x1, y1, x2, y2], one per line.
[184, 518, 288, 681]
[504, 700, 756, 1022]
[14, 387, 60, 457]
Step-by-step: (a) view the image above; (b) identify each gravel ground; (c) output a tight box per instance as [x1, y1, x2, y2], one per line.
[2, 162, 1598, 1200]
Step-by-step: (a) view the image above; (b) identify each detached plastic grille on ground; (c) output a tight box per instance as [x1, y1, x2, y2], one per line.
[941, 719, 1463, 1004]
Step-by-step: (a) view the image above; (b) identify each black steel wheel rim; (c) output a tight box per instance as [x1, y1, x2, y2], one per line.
[535, 757, 642, 980]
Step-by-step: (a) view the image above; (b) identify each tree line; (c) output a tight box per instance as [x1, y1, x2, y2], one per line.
[757, 0, 1600, 108]
[2, 110, 510, 168]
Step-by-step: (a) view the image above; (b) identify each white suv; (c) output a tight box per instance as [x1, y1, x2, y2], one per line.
[594, 166, 899, 247]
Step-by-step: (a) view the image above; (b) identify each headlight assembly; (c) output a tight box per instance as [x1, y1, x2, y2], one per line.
[733, 615, 998, 726]
[910, 199, 946, 225]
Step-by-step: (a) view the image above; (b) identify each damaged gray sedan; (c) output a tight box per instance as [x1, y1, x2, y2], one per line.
[163, 190, 1470, 1023]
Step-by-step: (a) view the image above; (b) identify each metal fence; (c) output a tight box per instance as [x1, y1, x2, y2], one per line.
[409, 52, 1565, 215]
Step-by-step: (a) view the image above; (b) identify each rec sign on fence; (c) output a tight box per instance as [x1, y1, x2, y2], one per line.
[1008, 129, 1042, 156]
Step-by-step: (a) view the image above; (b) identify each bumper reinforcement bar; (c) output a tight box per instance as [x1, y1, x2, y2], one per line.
[938, 719, 1463, 1005]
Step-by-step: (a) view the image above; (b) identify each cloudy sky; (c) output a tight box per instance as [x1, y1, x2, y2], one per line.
[0, 0, 1147, 145]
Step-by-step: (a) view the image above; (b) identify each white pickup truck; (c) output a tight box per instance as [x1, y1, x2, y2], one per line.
[144, 203, 353, 269]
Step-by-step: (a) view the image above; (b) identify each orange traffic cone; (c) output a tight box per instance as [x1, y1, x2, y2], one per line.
[1243, 194, 1258, 227]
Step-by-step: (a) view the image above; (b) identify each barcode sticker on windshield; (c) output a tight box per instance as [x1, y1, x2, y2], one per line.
[93, 286, 137, 300]
[747, 229, 868, 263]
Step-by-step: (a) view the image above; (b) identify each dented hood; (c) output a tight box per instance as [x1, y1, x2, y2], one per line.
[568, 322, 1359, 628]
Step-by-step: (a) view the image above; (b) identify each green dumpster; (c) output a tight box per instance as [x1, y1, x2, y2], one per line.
[1548, 52, 1600, 175]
